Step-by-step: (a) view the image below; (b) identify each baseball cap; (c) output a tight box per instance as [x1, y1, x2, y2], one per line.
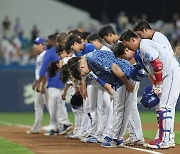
[34, 37, 45, 45]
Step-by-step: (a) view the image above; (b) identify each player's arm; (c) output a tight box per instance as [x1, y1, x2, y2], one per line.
[32, 80, 39, 90]
[80, 79, 87, 99]
[36, 53, 51, 92]
[150, 57, 163, 96]
[88, 71, 113, 95]
[40, 76, 47, 94]
[111, 63, 134, 92]
[62, 83, 71, 100]
[150, 58, 163, 85]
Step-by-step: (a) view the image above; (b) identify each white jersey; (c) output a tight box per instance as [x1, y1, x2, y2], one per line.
[100, 45, 112, 52]
[35, 50, 46, 80]
[63, 57, 72, 65]
[139, 39, 179, 78]
[152, 32, 174, 55]
[62, 56, 75, 84]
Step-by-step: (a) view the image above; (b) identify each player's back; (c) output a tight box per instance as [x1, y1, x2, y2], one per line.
[152, 32, 174, 55]
[140, 39, 179, 77]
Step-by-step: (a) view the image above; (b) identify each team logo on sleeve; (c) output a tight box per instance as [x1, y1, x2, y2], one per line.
[145, 53, 153, 61]
[104, 66, 109, 71]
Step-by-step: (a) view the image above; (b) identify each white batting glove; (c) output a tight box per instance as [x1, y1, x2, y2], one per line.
[153, 85, 162, 97]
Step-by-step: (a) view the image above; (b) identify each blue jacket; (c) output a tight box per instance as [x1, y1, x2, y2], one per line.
[39, 46, 64, 89]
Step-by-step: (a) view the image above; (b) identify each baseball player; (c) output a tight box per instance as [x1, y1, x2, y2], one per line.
[133, 19, 177, 147]
[120, 29, 180, 149]
[65, 34, 114, 142]
[98, 25, 145, 146]
[26, 37, 48, 134]
[37, 33, 72, 136]
[63, 50, 138, 147]
[86, 33, 113, 142]
[133, 19, 174, 55]
[56, 44, 84, 139]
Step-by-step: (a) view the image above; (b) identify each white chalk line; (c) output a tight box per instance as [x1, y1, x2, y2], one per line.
[124, 145, 163, 154]
[0, 120, 163, 154]
[0, 120, 32, 129]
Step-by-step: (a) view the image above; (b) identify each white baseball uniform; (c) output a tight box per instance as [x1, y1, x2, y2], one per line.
[139, 39, 180, 145]
[152, 32, 174, 55]
[152, 31, 176, 143]
[115, 40, 144, 143]
[31, 50, 48, 132]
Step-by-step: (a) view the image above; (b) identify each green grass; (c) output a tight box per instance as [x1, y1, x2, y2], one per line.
[139, 111, 180, 123]
[0, 112, 74, 126]
[0, 137, 33, 154]
[0, 111, 180, 151]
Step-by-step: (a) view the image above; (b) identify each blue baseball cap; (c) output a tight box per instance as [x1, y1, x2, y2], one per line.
[34, 37, 45, 44]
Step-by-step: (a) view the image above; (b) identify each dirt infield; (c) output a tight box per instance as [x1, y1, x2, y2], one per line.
[0, 124, 180, 154]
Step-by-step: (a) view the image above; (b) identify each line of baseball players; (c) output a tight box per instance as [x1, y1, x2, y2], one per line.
[27, 19, 180, 149]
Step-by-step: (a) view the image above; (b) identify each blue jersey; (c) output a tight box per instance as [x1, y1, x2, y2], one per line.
[39, 46, 64, 89]
[75, 43, 96, 57]
[86, 50, 133, 89]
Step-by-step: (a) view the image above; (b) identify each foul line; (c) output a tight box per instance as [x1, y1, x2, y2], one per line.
[124, 145, 163, 154]
[0, 120, 31, 129]
[0, 120, 163, 154]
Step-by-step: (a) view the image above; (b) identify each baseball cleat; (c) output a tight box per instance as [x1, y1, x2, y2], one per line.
[101, 136, 124, 148]
[146, 143, 169, 149]
[169, 142, 176, 148]
[59, 124, 73, 135]
[125, 138, 144, 146]
[81, 136, 98, 143]
[145, 138, 170, 149]
[26, 130, 39, 134]
[44, 130, 58, 136]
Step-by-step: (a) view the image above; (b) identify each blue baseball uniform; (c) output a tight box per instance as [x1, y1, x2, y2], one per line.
[75, 43, 96, 57]
[40, 46, 71, 133]
[39, 46, 64, 89]
[84, 50, 137, 144]
[86, 50, 133, 90]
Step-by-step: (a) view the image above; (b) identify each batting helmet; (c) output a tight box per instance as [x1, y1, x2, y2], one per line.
[140, 86, 159, 109]
[70, 92, 83, 109]
[129, 64, 146, 81]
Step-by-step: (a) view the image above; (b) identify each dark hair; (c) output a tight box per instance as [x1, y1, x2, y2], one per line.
[81, 31, 91, 40]
[46, 33, 58, 48]
[113, 42, 126, 57]
[60, 64, 70, 83]
[56, 32, 68, 46]
[48, 61, 59, 78]
[68, 29, 82, 37]
[120, 29, 139, 41]
[56, 44, 72, 55]
[47, 33, 58, 42]
[133, 19, 152, 32]
[98, 25, 115, 38]
[65, 34, 81, 51]
[67, 57, 82, 80]
[87, 33, 102, 43]
[56, 45, 65, 55]
[60, 57, 82, 82]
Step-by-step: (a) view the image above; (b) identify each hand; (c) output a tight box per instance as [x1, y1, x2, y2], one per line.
[62, 92, 66, 100]
[36, 84, 41, 93]
[104, 83, 114, 96]
[153, 85, 162, 97]
[125, 82, 134, 93]
[40, 86, 46, 94]
[82, 89, 88, 99]
[32, 80, 38, 90]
